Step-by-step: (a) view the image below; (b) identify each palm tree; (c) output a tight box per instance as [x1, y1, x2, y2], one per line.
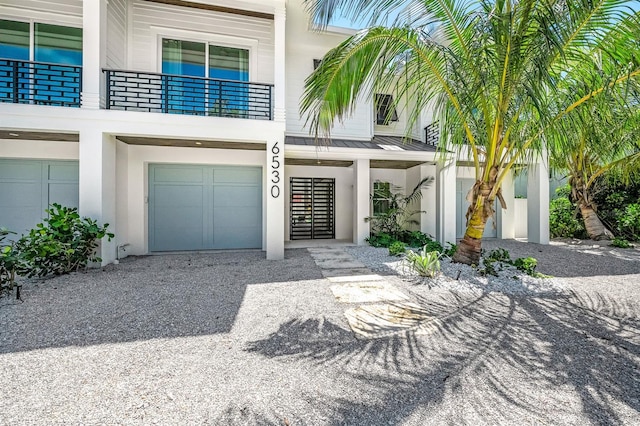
[548, 84, 640, 240]
[300, 0, 640, 264]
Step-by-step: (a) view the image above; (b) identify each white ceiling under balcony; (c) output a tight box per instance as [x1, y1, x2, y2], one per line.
[143, 0, 278, 19]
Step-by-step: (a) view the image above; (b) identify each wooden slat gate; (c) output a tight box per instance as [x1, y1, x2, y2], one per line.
[290, 177, 335, 240]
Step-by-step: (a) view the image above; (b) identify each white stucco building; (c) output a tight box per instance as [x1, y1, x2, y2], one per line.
[0, 0, 549, 264]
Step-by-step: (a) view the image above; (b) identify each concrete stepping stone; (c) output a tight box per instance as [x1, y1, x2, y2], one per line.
[313, 258, 367, 269]
[325, 273, 384, 283]
[344, 302, 441, 339]
[321, 268, 376, 278]
[330, 281, 409, 304]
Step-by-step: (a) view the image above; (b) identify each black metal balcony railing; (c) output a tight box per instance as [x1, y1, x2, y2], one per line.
[104, 69, 274, 120]
[424, 121, 440, 146]
[0, 58, 82, 107]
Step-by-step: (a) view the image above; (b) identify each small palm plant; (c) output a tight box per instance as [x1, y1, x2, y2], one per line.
[404, 246, 441, 278]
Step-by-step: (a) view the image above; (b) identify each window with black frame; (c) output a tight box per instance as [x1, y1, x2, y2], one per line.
[375, 93, 399, 125]
[373, 181, 391, 215]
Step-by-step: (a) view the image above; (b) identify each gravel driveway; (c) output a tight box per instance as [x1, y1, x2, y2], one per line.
[1, 241, 639, 425]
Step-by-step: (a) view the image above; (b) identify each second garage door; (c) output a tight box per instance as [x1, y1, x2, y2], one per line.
[149, 164, 262, 252]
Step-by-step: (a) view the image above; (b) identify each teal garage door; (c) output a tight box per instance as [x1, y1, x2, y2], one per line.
[148, 164, 262, 251]
[0, 159, 79, 236]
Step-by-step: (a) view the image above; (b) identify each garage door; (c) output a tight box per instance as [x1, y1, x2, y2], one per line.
[148, 164, 262, 251]
[456, 178, 498, 239]
[0, 159, 79, 237]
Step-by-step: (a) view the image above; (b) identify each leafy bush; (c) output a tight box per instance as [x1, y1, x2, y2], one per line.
[388, 241, 407, 256]
[610, 237, 633, 249]
[443, 243, 458, 258]
[549, 196, 586, 238]
[406, 231, 432, 247]
[365, 177, 433, 241]
[475, 248, 546, 278]
[591, 178, 640, 241]
[366, 232, 395, 248]
[617, 203, 640, 241]
[0, 228, 25, 295]
[513, 257, 538, 275]
[404, 247, 441, 278]
[15, 204, 114, 278]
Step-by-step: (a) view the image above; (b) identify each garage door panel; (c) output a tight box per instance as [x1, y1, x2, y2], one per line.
[153, 185, 204, 207]
[213, 186, 261, 208]
[0, 162, 42, 180]
[49, 183, 80, 208]
[0, 160, 79, 236]
[213, 226, 262, 249]
[213, 168, 261, 184]
[149, 164, 261, 251]
[153, 167, 205, 183]
[48, 163, 79, 181]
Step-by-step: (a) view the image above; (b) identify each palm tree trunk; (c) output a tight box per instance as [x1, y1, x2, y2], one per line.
[452, 197, 490, 265]
[578, 203, 614, 240]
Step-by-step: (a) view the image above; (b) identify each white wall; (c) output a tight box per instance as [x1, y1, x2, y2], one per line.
[514, 198, 528, 238]
[284, 1, 372, 140]
[107, 0, 127, 69]
[284, 165, 354, 241]
[0, 0, 82, 24]
[0, 139, 79, 160]
[129, 0, 275, 83]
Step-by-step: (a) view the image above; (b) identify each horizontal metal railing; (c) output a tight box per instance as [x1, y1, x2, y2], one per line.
[0, 58, 82, 107]
[104, 69, 274, 120]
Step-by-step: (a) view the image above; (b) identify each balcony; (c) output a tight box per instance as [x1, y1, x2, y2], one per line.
[104, 69, 274, 120]
[0, 59, 82, 108]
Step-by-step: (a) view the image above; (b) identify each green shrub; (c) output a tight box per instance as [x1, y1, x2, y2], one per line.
[0, 228, 25, 295]
[15, 204, 114, 278]
[549, 196, 586, 238]
[388, 241, 407, 256]
[406, 231, 432, 247]
[610, 237, 633, 249]
[366, 232, 395, 248]
[443, 243, 458, 258]
[618, 203, 640, 241]
[513, 257, 538, 275]
[485, 248, 512, 263]
[404, 247, 441, 278]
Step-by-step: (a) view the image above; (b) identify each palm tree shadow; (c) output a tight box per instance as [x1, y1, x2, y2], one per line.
[242, 289, 640, 425]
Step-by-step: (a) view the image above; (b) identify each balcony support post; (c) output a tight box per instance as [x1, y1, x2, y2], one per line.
[82, 0, 107, 109]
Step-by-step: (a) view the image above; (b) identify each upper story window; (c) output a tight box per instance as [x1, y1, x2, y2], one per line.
[161, 38, 249, 81]
[375, 93, 398, 125]
[0, 19, 82, 65]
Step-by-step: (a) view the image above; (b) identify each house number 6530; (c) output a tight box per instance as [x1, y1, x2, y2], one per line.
[270, 141, 281, 198]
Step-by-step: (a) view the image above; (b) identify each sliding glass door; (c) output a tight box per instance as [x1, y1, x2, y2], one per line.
[161, 38, 249, 116]
[0, 20, 82, 105]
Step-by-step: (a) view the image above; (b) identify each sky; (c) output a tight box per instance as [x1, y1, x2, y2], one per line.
[328, 1, 640, 29]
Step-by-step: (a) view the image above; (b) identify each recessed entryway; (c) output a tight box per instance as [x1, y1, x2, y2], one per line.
[289, 177, 335, 240]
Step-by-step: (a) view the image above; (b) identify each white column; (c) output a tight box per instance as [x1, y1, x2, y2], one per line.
[82, 0, 107, 109]
[266, 139, 285, 259]
[498, 169, 516, 239]
[436, 157, 456, 246]
[527, 157, 550, 244]
[420, 164, 437, 237]
[273, 3, 286, 123]
[79, 128, 117, 265]
[353, 158, 370, 245]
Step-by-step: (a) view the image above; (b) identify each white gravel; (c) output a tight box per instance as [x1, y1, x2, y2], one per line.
[1, 242, 639, 425]
[345, 245, 567, 296]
